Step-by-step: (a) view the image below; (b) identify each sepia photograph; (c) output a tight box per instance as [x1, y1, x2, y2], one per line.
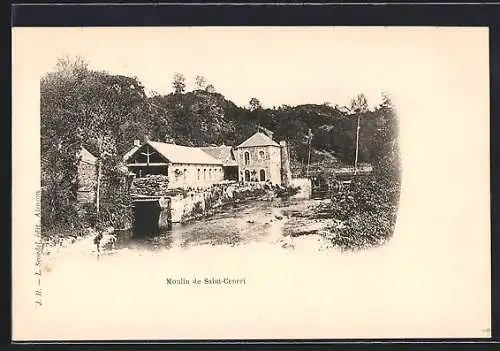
[12, 26, 490, 340]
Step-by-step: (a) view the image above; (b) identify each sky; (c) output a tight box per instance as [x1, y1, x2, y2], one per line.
[13, 26, 488, 111]
[18, 26, 437, 109]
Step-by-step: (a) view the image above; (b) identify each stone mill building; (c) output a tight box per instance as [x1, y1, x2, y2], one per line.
[234, 131, 282, 184]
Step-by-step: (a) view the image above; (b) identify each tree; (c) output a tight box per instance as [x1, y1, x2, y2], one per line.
[172, 72, 186, 94]
[54, 55, 89, 79]
[40, 57, 92, 229]
[205, 84, 216, 93]
[195, 75, 207, 90]
[249, 97, 262, 111]
[41, 56, 150, 230]
[350, 93, 369, 114]
[372, 92, 400, 179]
[349, 94, 369, 172]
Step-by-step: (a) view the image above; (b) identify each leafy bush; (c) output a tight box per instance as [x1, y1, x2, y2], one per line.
[232, 187, 268, 201]
[192, 201, 204, 216]
[273, 185, 301, 199]
[327, 173, 400, 250]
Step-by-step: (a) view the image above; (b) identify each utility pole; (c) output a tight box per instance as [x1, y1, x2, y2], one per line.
[354, 113, 361, 176]
[96, 135, 102, 217]
[306, 128, 312, 177]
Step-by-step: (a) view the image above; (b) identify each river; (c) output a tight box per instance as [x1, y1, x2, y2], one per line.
[112, 198, 337, 252]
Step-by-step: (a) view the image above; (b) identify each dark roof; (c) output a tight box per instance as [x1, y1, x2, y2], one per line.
[200, 146, 238, 167]
[123, 145, 140, 162]
[237, 132, 280, 148]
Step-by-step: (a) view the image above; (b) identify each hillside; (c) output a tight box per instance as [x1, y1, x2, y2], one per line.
[145, 91, 392, 171]
[41, 58, 397, 168]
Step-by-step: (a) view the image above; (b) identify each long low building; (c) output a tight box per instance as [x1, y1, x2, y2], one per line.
[124, 140, 224, 189]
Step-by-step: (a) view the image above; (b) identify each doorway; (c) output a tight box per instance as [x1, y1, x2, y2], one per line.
[260, 169, 266, 182]
[133, 200, 162, 237]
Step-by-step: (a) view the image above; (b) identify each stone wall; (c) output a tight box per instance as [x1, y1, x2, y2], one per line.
[169, 184, 235, 223]
[77, 161, 97, 204]
[169, 183, 271, 223]
[290, 178, 312, 200]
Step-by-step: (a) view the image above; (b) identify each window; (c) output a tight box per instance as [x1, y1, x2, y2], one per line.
[197, 169, 200, 180]
[244, 151, 250, 165]
[259, 150, 265, 160]
[260, 169, 266, 182]
[209, 169, 212, 180]
[174, 168, 181, 179]
[204, 169, 206, 180]
[244, 170, 250, 182]
[184, 169, 187, 181]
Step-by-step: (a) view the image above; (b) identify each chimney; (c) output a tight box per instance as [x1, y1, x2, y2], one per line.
[133, 139, 141, 147]
[258, 126, 274, 140]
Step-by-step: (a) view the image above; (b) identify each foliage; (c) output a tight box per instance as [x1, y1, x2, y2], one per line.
[249, 97, 262, 111]
[232, 187, 268, 201]
[314, 92, 400, 250]
[329, 175, 399, 220]
[325, 172, 400, 250]
[195, 75, 207, 90]
[350, 93, 368, 113]
[172, 73, 186, 94]
[273, 185, 301, 199]
[192, 201, 205, 216]
[205, 84, 216, 93]
[41, 57, 149, 231]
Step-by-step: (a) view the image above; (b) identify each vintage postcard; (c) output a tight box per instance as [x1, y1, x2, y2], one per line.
[12, 26, 490, 340]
